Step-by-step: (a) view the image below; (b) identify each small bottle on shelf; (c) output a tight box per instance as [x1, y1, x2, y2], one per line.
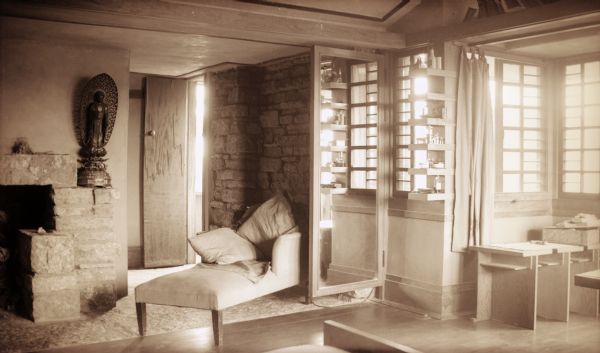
[335, 67, 343, 83]
[434, 175, 443, 193]
[428, 48, 435, 68]
[336, 110, 346, 125]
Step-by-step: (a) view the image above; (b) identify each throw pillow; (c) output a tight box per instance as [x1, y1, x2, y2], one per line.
[237, 193, 297, 258]
[188, 227, 259, 264]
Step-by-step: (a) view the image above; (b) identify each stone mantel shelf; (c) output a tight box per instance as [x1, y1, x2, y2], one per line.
[0, 153, 77, 188]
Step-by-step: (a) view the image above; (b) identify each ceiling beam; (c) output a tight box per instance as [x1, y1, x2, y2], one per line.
[501, 25, 600, 50]
[406, 0, 600, 46]
[0, 0, 406, 50]
[383, 0, 422, 29]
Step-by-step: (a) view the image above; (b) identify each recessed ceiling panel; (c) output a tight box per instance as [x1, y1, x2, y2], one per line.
[497, 27, 600, 59]
[1, 16, 309, 76]
[240, 0, 408, 21]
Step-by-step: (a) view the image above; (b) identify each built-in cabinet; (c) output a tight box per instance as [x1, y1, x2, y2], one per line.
[310, 46, 386, 300]
[309, 46, 457, 303]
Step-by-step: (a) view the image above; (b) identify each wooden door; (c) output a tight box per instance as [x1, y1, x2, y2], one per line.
[143, 77, 188, 268]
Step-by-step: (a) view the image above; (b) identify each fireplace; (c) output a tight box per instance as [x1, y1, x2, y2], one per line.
[0, 153, 118, 322]
[0, 185, 55, 313]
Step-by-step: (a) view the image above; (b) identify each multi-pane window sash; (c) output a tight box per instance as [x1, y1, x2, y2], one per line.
[562, 59, 600, 195]
[497, 59, 545, 193]
[393, 53, 427, 193]
[349, 62, 378, 190]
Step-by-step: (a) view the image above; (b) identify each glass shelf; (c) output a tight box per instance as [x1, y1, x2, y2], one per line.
[408, 118, 455, 126]
[408, 168, 454, 176]
[320, 187, 348, 195]
[408, 143, 453, 151]
[322, 82, 348, 90]
[320, 166, 348, 173]
[322, 102, 348, 110]
[408, 192, 453, 201]
[409, 68, 457, 78]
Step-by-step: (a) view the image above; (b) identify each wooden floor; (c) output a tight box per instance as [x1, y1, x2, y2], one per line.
[34, 302, 600, 353]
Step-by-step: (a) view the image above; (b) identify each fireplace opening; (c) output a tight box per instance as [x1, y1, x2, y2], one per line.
[0, 185, 55, 311]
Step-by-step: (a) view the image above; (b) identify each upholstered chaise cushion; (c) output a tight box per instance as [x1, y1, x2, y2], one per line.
[237, 193, 297, 258]
[135, 232, 301, 311]
[135, 266, 283, 310]
[188, 227, 259, 264]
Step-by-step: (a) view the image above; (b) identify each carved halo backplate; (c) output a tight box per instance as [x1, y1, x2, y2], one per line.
[77, 73, 118, 148]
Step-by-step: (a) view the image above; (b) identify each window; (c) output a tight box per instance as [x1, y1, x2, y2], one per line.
[561, 59, 600, 195]
[194, 82, 205, 194]
[349, 61, 378, 190]
[495, 59, 544, 193]
[393, 52, 428, 193]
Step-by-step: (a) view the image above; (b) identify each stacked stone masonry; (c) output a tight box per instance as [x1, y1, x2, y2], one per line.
[208, 66, 263, 228]
[16, 229, 80, 322]
[54, 187, 118, 313]
[1, 154, 118, 318]
[208, 55, 310, 232]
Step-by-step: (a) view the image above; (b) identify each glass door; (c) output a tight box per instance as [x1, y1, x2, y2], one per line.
[309, 46, 386, 299]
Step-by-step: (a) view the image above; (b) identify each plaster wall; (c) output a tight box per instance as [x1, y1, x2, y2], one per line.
[127, 73, 144, 249]
[387, 216, 444, 285]
[492, 215, 554, 243]
[0, 37, 130, 297]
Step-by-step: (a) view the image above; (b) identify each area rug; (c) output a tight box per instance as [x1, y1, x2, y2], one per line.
[0, 265, 365, 353]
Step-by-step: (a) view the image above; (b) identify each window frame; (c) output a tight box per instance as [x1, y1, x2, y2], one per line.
[347, 61, 379, 192]
[391, 50, 429, 198]
[494, 57, 548, 195]
[557, 53, 600, 200]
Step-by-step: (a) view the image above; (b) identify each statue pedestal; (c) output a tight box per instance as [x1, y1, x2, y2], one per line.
[77, 157, 111, 188]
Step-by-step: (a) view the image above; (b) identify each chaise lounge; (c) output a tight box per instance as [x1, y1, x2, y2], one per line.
[134, 194, 302, 345]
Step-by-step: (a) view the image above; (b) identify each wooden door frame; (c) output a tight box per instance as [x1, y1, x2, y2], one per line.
[186, 75, 211, 263]
[309, 45, 388, 300]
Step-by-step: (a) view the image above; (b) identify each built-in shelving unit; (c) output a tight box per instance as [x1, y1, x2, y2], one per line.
[319, 57, 349, 198]
[407, 66, 456, 201]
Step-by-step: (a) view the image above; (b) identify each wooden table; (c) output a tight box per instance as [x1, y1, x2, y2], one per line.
[472, 242, 584, 330]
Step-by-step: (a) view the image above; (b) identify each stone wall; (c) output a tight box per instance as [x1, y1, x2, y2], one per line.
[207, 55, 311, 232]
[258, 55, 311, 233]
[207, 67, 263, 228]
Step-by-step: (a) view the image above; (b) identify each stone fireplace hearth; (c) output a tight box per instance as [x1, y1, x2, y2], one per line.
[0, 153, 118, 322]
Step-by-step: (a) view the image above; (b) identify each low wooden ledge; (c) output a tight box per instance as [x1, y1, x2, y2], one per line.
[574, 270, 600, 290]
[480, 262, 528, 271]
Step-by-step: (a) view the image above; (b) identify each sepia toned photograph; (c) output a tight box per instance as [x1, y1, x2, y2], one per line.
[0, 0, 599, 352]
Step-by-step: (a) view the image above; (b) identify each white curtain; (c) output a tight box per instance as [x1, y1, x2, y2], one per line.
[452, 48, 495, 252]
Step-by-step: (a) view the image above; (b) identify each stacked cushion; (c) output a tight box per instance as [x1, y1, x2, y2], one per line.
[237, 193, 297, 258]
[188, 227, 259, 264]
[189, 193, 297, 263]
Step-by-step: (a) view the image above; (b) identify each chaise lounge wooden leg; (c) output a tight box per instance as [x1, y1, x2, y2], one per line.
[136, 302, 147, 336]
[211, 310, 223, 346]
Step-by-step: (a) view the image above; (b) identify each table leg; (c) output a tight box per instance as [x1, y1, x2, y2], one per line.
[490, 256, 538, 330]
[538, 253, 570, 322]
[476, 252, 492, 321]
